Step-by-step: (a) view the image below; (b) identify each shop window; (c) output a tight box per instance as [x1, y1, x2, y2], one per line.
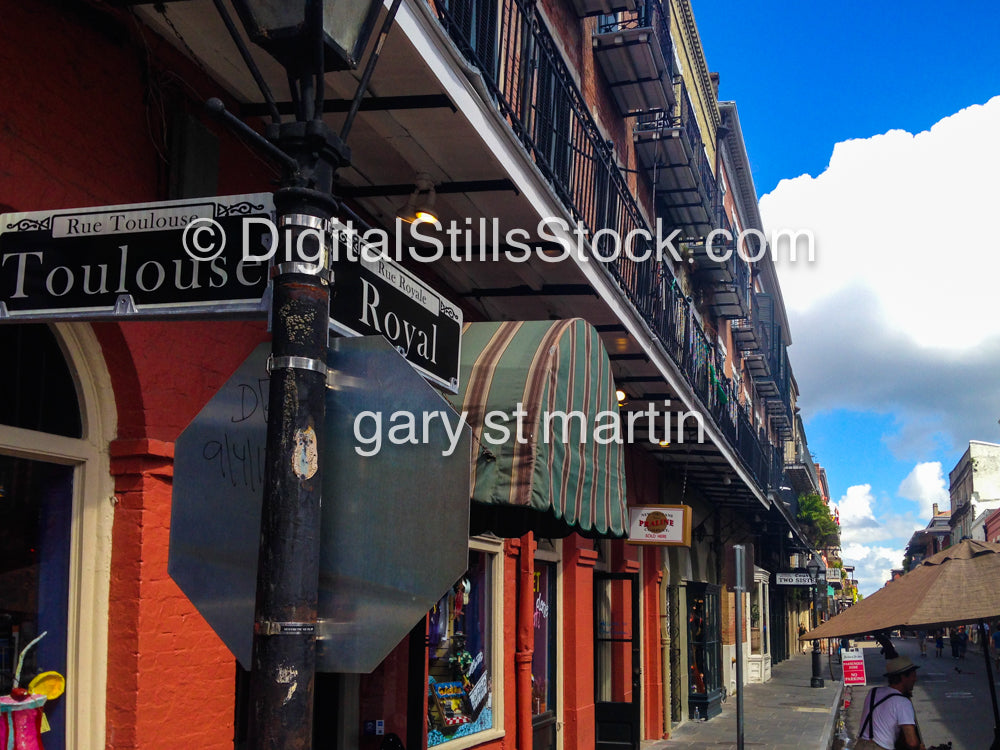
[750, 578, 769, 657]
[531, 558, 557, 750]
[531, 560, 556, 716]
[0, 324, 81, 438]
[0, 457, 73, 750]
[0, 323, 112, 750]
[427, 539, 502, 747]
[687, 583, 721, 699]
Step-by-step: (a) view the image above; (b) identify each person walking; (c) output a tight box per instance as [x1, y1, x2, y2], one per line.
[935, 631, 944, 658]
[854, 656, 925, 750]
[917, 630, 927, 657]
[992, 622, 1000, 671]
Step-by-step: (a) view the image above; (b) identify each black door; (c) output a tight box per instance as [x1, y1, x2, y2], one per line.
[594, 572, 640, 750]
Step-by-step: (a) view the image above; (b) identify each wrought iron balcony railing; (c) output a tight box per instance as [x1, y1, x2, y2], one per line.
[596, 0, 677, 80]
[435, 0, 781, 493]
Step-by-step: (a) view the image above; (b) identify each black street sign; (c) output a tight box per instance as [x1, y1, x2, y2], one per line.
[328, 219, 462, 393]
[1, 197, 463, 392]
[0, 194, 273, 321]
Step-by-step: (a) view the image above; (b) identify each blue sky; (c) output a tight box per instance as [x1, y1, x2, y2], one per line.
[694, 2, 1000, 196]
[690, 2, 1000, 594]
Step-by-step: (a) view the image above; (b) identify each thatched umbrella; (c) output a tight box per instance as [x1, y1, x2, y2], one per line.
[802, 539, 1000, 750]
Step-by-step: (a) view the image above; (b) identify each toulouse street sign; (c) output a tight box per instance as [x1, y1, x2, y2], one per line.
[0, 194, 273, 320]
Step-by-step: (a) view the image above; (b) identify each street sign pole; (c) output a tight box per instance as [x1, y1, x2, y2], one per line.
[734, 545, 745, 750]
[250, 179, 341, 750]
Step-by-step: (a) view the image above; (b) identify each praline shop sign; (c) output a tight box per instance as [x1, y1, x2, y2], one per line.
[626, 505, 692, 546]
[0, 194, 272, 320]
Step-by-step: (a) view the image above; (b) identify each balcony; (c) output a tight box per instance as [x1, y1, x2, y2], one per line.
[570, 0, 636, 19]
[785, 440, 818, 494]
[688, 211, 751, 319]
[633, 81, 716, 239]
[592, 0, 676, 115]
[435, 0, 782, 501]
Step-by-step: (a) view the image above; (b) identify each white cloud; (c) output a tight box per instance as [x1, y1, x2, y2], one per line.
[764, 95, 1000, 351]
[841, 542, 905, 597]
[897, 462, 949, 518]
[761, 96, 1000, 456]
[834, 484, 923, 596]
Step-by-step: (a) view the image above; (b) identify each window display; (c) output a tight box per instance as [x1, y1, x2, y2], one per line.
[0, 456, 72, 750]
[687, 584, 720, 697]
[427, 550, 494, 746]
[531, 561, 556, 716]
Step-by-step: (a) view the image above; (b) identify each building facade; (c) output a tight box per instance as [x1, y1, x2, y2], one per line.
[948, 441, 1000, 543]
[0, 1, 825, 749]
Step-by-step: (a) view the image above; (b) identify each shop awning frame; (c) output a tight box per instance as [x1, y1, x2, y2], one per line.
[447, 318, 628, 538]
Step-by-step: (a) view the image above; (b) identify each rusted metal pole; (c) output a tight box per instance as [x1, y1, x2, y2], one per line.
[246, 112, 347, 748]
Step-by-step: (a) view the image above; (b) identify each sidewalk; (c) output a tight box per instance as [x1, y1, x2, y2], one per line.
[643, 651, 844, 750]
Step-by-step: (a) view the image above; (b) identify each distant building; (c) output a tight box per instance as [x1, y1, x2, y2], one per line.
[905, 502, 952, 568]
[984, 507, 1000, 543]
[949, 441, 1000, 543]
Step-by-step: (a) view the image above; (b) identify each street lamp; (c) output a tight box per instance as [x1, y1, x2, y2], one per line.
[806, 554, 824, 688]
[232, 0, 383, 71]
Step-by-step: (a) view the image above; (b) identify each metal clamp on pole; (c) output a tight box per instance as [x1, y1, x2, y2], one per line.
[267, 354, 328, 377]
[274, 213, 332, 273]
[271, 262, 334, 282]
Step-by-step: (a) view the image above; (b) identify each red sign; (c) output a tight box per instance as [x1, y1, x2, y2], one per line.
[842, 649, 866, 685]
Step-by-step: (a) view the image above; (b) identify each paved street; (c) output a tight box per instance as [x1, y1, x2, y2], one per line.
[644, 651, 843, 750]
[839, 635, 999, 750]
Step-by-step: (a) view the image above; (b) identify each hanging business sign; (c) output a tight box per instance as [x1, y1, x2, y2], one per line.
[842, 648, 867, 686]
[0, 194, 273, 321]
[626, 505, 691, 546]
[327, 219, 462, 393]
[775, 572, 815, 586]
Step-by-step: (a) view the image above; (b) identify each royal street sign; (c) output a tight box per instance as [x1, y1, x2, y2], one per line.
[0, 194, 272, 320]
[327, 219, 462, 393]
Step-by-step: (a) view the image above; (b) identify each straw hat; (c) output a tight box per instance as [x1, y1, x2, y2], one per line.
[884, 656, 919, 677]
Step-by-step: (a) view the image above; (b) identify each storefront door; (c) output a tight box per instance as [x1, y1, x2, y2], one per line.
[594, 572, 640, 750]
[686, 582, 722, 720]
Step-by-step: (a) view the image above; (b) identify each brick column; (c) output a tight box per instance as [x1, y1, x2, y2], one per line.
[106, 439, 234, 750]
[562, 535, 599, 750]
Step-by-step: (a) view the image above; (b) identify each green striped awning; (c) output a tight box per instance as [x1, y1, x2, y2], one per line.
[445, 319, 627, 537]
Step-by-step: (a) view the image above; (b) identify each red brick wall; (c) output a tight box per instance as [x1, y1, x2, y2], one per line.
[2, 2, 275, 748]
[108, 439, 236, 750]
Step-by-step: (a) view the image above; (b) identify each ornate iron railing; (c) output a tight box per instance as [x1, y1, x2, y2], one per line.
[596, 0, 677, 89]
[436, 0, 780, 492]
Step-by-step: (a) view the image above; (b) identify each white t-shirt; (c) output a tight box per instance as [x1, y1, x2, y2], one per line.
[858, 686, 916, 749]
